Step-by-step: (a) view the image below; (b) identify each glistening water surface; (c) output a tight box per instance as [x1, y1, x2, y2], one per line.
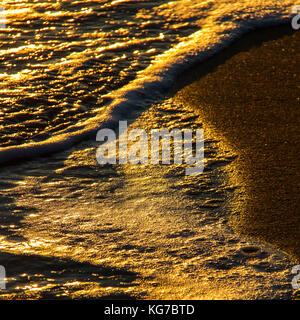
[0, 0, 297, 299]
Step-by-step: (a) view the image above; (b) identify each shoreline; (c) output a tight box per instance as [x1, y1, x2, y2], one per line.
[0, 24, 298, 300]
[0, 22, 295, 166]
[0, 96, 295, 300]
[173, 24, 300, 262]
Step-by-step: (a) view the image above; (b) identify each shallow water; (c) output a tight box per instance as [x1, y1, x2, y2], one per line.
[0, 0, 200, 147]
[0, 0, 297, 299]
[0, 0, 294, 151]
[0, 98, 294, 299]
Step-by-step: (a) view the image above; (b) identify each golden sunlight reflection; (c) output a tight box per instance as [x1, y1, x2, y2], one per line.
[0, 0, 297, 301]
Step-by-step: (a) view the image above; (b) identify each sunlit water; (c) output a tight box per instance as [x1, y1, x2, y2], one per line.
[0, 0, 202, 147]
[0, 0, 294, 151]
[0, 0, 297, 299]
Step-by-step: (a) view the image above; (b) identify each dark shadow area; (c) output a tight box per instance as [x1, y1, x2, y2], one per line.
[170, 24, 296, 94]
[0, 251, 139, 299]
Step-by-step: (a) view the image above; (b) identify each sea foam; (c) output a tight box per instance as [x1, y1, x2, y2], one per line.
[0, 0, 295, 165]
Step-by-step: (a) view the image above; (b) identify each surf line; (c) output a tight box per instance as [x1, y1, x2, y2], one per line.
[95, 121, 204, 176]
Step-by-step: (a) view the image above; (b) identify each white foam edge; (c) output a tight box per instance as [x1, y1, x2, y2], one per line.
[0, 16, 291, 165]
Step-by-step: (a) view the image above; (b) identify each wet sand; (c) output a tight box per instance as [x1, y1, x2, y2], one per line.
[0, 25, 298, 300]
[0, 99, 295, 300]
[174, 25, 300, 261]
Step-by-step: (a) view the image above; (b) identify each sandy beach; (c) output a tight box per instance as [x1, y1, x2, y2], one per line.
[0, 25, 298, 299]
[174, 24, 300, 262]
